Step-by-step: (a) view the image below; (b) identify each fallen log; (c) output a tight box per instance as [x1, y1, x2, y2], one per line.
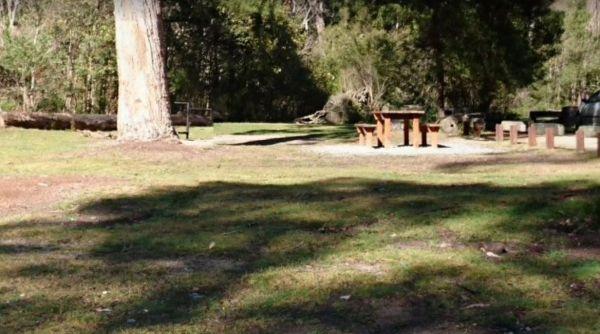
[0, 112, 212, 131]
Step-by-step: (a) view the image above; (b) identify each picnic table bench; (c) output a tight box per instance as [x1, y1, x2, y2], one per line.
[355, 124, 377, 147]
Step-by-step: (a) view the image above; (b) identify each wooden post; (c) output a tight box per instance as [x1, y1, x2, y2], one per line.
[375, 114, 384, 147]
[413, 117, 421, 148]
[576, 129, 585, 153]
[384, 117, 393, 148]
[597, 134, 600, 158]
[528, 126, 537, 147]
[510, 125, 518, 145]
[496, 124, 504, 142]
[546, 128, 555, 149]
[403, 118, 410, 146]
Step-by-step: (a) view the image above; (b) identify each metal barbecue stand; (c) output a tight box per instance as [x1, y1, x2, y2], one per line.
[174, 101, 191, 140]
[173, 102, 214, 140]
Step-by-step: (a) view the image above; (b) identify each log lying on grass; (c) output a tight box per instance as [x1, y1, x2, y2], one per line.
[0, 112, 212, 131]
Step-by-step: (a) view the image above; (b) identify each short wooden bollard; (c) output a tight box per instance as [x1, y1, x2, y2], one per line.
[546, 128, 555, 149]
[597, 134, 600, 158]
[528, 126, 537, 147]
[576, 129, 585, 153]
[510, 125, 518, 145]
[495, 124, 504, 142]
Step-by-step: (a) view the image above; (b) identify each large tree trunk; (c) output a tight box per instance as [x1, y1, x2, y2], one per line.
[114, 0, 176, 141]
[0, 112, 212, 131]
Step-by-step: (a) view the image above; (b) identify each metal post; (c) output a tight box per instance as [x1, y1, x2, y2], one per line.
[185, 102, 190, 140]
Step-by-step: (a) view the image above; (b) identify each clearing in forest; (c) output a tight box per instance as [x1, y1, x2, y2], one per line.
[0, 124, 599, 333]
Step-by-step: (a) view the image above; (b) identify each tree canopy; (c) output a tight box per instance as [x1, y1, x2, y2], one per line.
[0, 0, 597, 121]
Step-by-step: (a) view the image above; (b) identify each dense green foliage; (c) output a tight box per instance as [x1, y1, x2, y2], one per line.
[516, 0, 600, 113]
[165, 0, 328, 121]
[0, 0, 596, 121]
[0, 0, 116, 114]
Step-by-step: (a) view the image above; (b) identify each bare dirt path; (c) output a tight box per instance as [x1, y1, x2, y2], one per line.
[0, 176, 120, 218]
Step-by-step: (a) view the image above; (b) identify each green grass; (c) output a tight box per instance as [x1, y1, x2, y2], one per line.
[0, 125, 599, 333]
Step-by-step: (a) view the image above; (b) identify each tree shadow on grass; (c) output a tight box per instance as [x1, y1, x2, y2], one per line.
[1, 178, 599, 332]
[230, 126, 357, 143]
[436, 151, 598, 173]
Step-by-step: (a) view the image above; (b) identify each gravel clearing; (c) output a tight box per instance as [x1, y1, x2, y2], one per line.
[308, 141, 505, 157]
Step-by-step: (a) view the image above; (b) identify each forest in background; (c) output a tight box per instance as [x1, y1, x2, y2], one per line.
[0, 0, 598, 122]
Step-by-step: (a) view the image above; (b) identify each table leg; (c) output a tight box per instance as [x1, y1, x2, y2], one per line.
[384, 117, 393, 148]
[375, 116, 384, 147]
[403, 118, 410, 146]
[412, 117, 421, 148]
[420, 125, 428, 147]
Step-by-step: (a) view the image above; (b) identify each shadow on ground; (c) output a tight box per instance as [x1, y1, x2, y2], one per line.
[1, 178, 599, 333]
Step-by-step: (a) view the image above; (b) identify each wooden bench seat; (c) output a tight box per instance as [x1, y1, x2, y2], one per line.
[355, 124, 377, 147]
[418, 124, 441, 148]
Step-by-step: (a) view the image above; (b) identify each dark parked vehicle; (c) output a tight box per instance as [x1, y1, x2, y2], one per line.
[580, 91, 600, 126]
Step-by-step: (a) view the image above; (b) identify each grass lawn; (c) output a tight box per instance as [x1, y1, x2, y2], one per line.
[0, 124, 599, 333]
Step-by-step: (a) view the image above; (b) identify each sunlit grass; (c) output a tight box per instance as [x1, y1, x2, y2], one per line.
[0, 125, 599, 333]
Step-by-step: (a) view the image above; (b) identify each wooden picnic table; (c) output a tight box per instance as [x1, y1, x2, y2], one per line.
[373, 109, 426, 148]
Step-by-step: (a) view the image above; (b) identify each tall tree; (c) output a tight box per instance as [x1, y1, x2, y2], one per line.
[113, 0, 175, 141]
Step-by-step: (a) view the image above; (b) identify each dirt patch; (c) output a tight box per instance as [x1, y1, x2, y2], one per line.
[0, 176, 121, 218]
[564, 247, 600, 261]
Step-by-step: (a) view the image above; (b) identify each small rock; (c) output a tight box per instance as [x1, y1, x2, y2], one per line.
[485, 251, 502, 259]
[127, 318, 136, 325]
[439, 242, 451, 248]
[463, 303, 490, 309]
[38, 183, 49, 187]
[101, 290, 108, 296]
[390, 233, 398, 238]
[339, 295, 351, 301]
[96, 308, 112, 314]
[208, 242, 216, 250]
[480, 242, 508, 254]
[190, 292, 204, 301]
